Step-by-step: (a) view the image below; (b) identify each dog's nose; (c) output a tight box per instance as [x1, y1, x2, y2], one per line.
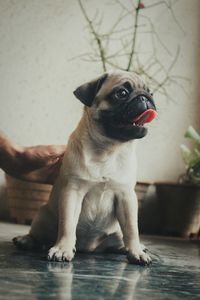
[138, 95, 156, 110]
[138, 95, 148, 109]
[141, 95, 147, 102]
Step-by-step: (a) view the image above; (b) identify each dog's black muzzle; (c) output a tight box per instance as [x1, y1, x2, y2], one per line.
[123, 92, 156, 123]
[101, 91, 156, 124]
[99, 90, 156, 141]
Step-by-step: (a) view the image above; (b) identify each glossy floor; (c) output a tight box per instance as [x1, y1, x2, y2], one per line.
[0, 222, 199, 300]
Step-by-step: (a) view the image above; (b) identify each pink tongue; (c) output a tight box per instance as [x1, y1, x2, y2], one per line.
[133, 109, 157, 125]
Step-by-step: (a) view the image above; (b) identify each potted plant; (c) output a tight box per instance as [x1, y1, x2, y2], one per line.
[156, 126, 200, 238]
[6, 175, 52, 225]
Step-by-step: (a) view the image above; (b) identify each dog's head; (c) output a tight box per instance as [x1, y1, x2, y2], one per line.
[74, 71, 157, 141]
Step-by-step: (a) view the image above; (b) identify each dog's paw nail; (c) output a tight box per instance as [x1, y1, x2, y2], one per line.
[127, 250, 152, 266]
[47, 246, 74, 262]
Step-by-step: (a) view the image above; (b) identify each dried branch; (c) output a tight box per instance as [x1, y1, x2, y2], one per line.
[78, 0, 107, 71]
[145, 0, 185, 34]
[76, 0, 189, 102]
[126, 0, 141, 71]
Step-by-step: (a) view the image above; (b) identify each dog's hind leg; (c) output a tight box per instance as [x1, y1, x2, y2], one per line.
[13, 204, 58, 251]
[13, 234, 39, 250]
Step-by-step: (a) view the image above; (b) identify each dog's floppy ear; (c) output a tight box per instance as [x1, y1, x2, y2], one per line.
[73, 73, 108, 107]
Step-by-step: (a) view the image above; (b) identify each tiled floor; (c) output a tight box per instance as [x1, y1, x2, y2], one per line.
[0, 222, 199, 300]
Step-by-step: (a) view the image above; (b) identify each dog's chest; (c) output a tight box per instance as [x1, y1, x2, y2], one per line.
[78, 183, 116, 234]
[85, 157, 115, 182]
[82, 145, 136, 184]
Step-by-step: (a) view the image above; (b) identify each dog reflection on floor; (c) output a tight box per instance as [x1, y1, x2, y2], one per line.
[45, 257, 149, 300]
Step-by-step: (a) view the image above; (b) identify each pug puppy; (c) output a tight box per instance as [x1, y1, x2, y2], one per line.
[13, 71, 157, 265]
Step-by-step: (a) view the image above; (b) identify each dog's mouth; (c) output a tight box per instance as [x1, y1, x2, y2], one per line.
[116, 109, 157, 129]
[99, 93, 157, 141]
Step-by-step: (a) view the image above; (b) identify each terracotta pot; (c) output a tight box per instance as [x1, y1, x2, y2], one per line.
[6, 175, 52, 225]
[156, 183, 200, 238]
[138, 184, 161, 235]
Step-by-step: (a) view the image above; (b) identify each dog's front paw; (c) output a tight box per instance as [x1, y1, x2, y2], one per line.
[47, 245, 75, 262]
[127, 248, 152, 266]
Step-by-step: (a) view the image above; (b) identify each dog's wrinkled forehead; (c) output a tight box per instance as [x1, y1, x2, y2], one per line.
[97, 71, 146, 98]
[73, 71, 147, 107]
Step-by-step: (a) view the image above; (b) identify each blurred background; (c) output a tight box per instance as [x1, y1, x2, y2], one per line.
[0, 0, 200, 236]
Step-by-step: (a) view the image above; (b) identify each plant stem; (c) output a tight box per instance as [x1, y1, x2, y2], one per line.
[78, 0, 107, 72]
[126, 0, 141, 71]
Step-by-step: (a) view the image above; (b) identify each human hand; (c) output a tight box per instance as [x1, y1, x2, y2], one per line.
[0, 131, 66, 184]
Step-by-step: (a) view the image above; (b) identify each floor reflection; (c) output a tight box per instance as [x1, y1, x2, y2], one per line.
[0, 223, 199, 300]
[44, 257, 149, 300]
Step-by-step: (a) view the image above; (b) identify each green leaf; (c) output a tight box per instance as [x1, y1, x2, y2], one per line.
[185, 126, 200, 143]
[180, 144, 191, 164]
[188, 156, 200, 168]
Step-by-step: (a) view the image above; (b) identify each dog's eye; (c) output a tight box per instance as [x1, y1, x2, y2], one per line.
[115, 88, 129, 100]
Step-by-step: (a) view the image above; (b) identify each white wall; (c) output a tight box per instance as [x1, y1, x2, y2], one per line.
[0, 0, 200, 185]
